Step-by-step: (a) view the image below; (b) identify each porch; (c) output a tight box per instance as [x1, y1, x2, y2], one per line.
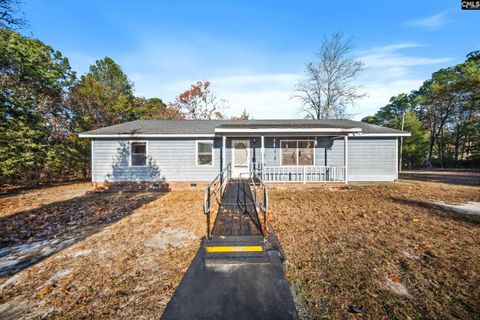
[252, 163, 346, 183]
[216, 125, 354, 183]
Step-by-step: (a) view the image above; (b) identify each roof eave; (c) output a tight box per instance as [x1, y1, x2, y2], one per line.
[348, 132, 411, 137]
[78, 133, 216, 138]
[214, 127, 363, 133]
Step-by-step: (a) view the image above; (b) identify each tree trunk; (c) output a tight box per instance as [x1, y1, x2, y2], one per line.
[428, 132, 435, 163]
[437, 138, 444, 169]
[454, 126, 460, 167]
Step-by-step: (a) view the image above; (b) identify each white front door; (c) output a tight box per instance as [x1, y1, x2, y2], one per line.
[232, 140, 250, 178]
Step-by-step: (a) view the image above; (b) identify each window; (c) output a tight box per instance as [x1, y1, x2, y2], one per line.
[280, 140, 314, 166]
[130, 142, 147, 166]
[197, 141, 213, 166]
[281, 141, 297, 166]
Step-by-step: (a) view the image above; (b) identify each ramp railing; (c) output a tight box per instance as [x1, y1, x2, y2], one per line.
[203, 162, 231, 239]
[239, 172, 269, 236]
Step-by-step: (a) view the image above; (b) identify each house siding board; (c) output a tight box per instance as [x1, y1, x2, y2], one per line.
[92, 138, 221, 182]
[347, 137, 397, 181]
[224, 136, 396, 181]
[91, 136, 398, 183]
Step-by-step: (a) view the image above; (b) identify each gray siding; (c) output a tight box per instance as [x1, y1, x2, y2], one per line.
[91, 136, 398, 183]
[224, 136, 397, 181]
[347, 137, 398, 181]
[92, 138, 221, 182]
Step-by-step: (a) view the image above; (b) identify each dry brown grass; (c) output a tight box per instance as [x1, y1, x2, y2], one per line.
[0, 182, 93, 217]
[270, 179, 480, 319]
[0, 184, 205, 319]
[1, 175, 480, 319]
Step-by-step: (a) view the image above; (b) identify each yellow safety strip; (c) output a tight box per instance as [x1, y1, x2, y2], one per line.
[205, 246, 263, 253]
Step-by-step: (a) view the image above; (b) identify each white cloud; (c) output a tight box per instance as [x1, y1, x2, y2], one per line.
[131, 43, 452, 120]
[352, 43, 452, 119]
[68, 37, 453, 121]
[406, 11, 452, 29]
[134, 73, 302, 119]
[353, 79, 424, 119]
[212, 74, 302, 118]
[358, 43, 451, 69]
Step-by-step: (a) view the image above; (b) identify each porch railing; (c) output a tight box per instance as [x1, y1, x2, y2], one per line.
[252, 162, 346, 183]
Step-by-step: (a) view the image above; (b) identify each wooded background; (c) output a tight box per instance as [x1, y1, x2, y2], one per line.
[362, 51, 480, 169]
[1, 1, 479, 185]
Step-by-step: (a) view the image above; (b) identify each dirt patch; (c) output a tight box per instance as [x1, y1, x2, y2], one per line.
[400, 169, 480, 186]
[433, 201, 480, 216]
[270, 180, 480, 319]
[385, 274, 412, 298]
[0, 183, 205, 319]
[144, 227, 196, 249]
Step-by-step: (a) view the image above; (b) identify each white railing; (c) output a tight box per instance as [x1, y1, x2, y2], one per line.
[252, 163, 346, 183]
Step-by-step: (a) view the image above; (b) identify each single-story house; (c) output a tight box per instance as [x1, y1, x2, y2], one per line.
[79, 119, 410, 184]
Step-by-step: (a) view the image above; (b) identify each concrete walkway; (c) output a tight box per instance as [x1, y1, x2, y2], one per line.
[161, 179, 298, 319]
[160, 244, 298, 320]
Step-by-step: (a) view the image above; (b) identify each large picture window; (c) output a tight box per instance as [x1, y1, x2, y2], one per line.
[280, 140, 314, 166]
[130, 142, 147, 166]
[197, 141, 214, 166]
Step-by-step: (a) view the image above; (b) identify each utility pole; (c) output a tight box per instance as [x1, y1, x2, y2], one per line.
[399, 111, 405, 172]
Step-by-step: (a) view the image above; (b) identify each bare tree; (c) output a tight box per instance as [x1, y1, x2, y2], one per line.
[294, 32, 365, 119]
[170, 81, 228, 120]
[0, 0, 27, 30]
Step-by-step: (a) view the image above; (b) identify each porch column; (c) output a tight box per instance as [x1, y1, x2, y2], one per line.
[344, 135, 348, 184]
[261, 136, 265, 179]
[222, 135, 226, 171]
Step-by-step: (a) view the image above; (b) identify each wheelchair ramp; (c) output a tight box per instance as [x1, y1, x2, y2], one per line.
[206, 179, 269, 265]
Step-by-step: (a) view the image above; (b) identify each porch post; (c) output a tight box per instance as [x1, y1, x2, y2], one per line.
[344, 135, 348, 184]
[261, 136, 265, 180]
[222, 135, 226, 171]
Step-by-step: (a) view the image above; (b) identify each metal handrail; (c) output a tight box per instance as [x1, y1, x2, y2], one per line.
[203, 162, 231, 239]
[239, 171, 269, 235]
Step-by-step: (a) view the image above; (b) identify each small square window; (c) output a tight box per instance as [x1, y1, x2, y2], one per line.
[131, 142, 147, 166]
[197, 141, 213, 166]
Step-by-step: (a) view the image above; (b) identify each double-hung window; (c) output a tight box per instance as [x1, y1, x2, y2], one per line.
[280, 140, 314, 166]
[130, 142, 147, 166]
[197, 141, 214, 166]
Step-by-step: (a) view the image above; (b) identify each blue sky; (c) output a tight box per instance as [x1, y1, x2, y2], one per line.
[23, 0, 479, 119]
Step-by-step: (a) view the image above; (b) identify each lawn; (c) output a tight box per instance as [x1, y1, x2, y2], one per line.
[0, 172, 479, 319]
[270, 173, 480, 319]
[0, 184, 205, 319]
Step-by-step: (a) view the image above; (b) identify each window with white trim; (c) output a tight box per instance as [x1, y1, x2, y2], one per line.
[197, 141, 214, 166]
[280, 140, 314, 166]
[130, 142, 147, 166]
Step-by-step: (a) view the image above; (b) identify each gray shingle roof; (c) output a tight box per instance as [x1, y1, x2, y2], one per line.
[79, 119, 409, 136]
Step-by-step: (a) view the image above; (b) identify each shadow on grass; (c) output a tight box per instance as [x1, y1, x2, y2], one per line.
[399, 171, 480, 187]
[0, 179, 89, 197]
[389, 196, 480, 226]
[0, 140, 171, 277]
[0, 190, 166, 277]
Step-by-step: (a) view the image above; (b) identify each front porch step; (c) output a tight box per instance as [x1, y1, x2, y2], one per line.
[203, 236, 269, 266]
